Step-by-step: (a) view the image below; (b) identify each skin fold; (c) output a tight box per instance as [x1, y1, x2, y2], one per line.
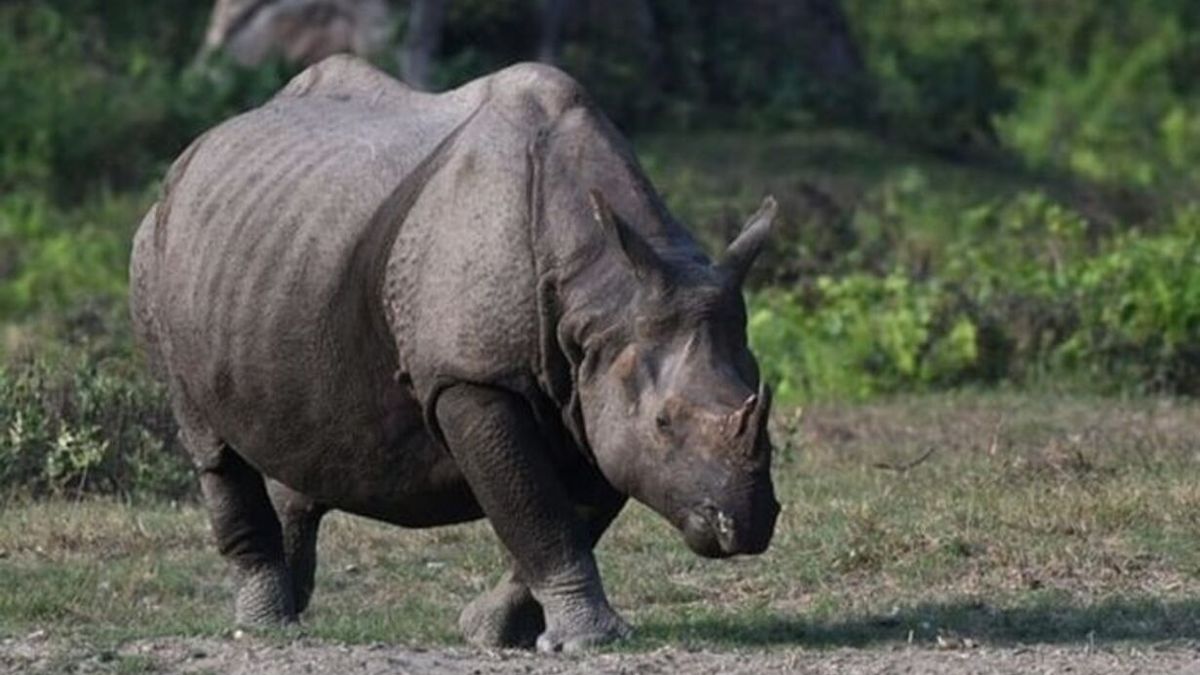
[130, 55, 779, 652]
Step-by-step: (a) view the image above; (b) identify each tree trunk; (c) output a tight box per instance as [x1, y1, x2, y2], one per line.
[538, 0, 572, 65]
[398, 0, 447, 91]
[724, 0, 865, 87]
[200, 0, 390, 66]
[791, 0, 866, 87]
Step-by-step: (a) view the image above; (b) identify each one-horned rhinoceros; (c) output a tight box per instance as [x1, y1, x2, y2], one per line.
[130, 55, 780, 652]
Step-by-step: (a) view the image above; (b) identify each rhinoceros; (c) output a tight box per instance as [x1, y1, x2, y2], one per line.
[130, 55, 780, 652]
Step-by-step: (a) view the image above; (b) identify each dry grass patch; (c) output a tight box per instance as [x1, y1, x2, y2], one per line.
[3, 392, 1200, 654]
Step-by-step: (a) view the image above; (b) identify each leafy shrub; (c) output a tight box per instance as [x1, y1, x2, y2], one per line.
[749, 276, 978, 402]
[998, 16, 1199, 188]
[0, 348, 189, 500]
[0, 190, 146, 318]
[1060, 216, 1200, 393]
[0, 3, 292, 201]
[749, 191, 1200, 403]
[844, 1, 1200, 186]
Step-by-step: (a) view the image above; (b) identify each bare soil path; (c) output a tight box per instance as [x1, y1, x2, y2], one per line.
[4, 635, 1200, 675]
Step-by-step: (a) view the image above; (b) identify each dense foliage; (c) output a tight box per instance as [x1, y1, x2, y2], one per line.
[750, 198, 1200, 402]
[847, 1, 1200, 188]
[1, 346, 185, 499]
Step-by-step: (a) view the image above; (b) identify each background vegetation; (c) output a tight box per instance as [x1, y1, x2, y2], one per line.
[3, 0, 1200, 498]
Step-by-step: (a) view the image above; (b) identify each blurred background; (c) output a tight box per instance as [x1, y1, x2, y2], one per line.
[3, 0, 1200, 499]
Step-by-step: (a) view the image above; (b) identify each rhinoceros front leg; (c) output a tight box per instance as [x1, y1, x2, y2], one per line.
[459, 499, 626, 649]
[437, 383, 631, 652]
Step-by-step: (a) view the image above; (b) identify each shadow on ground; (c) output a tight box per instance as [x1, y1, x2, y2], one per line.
[635, 597, 1200, 648]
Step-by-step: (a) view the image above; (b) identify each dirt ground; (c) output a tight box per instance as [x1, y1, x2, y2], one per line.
[4, 634, 1200, 675]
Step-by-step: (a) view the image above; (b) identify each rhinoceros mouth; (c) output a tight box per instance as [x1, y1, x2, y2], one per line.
[679, 496, 780, 559]
[680, 502, 736, 559]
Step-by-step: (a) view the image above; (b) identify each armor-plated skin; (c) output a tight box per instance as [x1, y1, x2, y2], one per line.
[130, 55, 779, 651]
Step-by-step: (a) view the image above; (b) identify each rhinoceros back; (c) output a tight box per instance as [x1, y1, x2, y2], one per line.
[135, 56, 490, 480]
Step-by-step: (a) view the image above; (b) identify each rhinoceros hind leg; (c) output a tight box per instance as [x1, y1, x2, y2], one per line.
[459, 568, 545, 648]
[191, 435, 296, 627]
[267, 479, 328, 614]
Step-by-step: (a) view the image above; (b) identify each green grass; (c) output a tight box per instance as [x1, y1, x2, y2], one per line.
[3, 392, 1200, 654]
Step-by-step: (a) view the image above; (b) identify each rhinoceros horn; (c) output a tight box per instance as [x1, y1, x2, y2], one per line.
[730, 392, 757, 438]
[720, 195, 778, 286]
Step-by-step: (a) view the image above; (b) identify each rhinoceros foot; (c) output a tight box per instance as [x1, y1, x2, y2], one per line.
[459, 576, 545, 649]
[534, 603, 632, 653]
[234, 563, 298, 627]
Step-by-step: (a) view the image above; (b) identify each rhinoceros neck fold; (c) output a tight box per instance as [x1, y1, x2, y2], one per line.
[537, 114, 710, 355]
[528, 105, 713, 460]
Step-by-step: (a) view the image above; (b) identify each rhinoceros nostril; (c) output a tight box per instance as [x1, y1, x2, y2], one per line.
[715, 510, 734, 536]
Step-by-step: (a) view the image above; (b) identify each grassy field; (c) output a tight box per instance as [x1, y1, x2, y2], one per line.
[4, 392, 1200, 665]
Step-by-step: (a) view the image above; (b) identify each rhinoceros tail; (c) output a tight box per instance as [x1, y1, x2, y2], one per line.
[129, 202, 165, 377]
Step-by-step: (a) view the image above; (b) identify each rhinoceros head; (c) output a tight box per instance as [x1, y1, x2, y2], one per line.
[579, 192, 781, 558]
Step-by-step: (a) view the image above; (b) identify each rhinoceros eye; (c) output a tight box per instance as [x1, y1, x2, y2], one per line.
[655, 412, 671, 432]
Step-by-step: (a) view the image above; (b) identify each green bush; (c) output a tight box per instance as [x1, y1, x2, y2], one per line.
[998, 15, 1200, 189]
[0, 190, 145, 318]
[749, 276, 979, 403]
[1061, 217, 1200, 393]
[846, 0, 1200, 186]
[0, 3, 292, 201]
[749, 191, 1200, 403]
[0, 349, 189, 499]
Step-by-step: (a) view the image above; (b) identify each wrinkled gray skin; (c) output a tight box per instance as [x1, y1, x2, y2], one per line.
[130, 55, 780, 652]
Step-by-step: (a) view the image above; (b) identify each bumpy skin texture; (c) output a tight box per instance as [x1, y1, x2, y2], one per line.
[131, 55, 779, 650]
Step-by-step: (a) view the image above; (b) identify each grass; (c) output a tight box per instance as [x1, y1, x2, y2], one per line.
[3, 392, 1200, 656]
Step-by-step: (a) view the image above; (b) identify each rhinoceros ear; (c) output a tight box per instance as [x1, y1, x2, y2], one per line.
[719, 195, 778, 286]
[589, 189, 667, 285]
